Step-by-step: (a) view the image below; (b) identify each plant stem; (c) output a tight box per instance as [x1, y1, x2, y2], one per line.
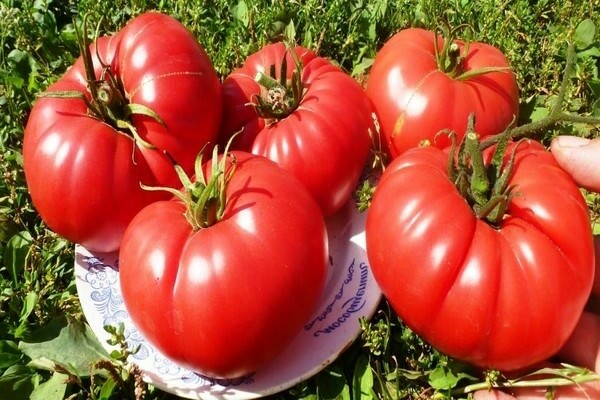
[455, 66, 512, 81]
[480, 42, 600, 150]
[454, 364, 600, 396]
[465, 130, 489, 206]
[454, 374, 600, 395]
[255, 71, 283, 91]
[75, 14, 106, 119]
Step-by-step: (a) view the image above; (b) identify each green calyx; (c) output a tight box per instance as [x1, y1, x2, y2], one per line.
[253, 43, 305, 121]
[37, 14, 162, 149]
[142, 143, 237, 231]
[434, 20, 511, 80]
[448, 114, 519, 227]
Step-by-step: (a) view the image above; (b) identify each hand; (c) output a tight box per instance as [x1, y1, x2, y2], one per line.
[474, 135, 600, 400]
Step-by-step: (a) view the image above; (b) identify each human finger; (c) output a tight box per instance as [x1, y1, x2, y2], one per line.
[550, 136, 600, 193]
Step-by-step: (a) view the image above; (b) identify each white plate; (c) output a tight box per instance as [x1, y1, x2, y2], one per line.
[75, 200, 382, 399]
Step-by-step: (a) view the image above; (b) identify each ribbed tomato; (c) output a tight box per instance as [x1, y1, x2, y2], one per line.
[220, 43, 373, 217]
[366, 28, 519, 159]
[23, 12, 222, 252]
[119, 152, 328, 378]
[366, 139, 594, 371]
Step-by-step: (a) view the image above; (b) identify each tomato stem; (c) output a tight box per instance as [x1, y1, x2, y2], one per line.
[40, 14, 166, 150]
[454, 66, 513, 81]
[449, 114, 517, 226]
[252, 41, 305, 121]
[141, 137, 239, 230]
[434, 20, 512, 80]
[464, 126, 489, 206]
[75, 14, 103, 116]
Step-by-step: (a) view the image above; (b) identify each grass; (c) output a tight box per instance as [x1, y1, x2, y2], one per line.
[1, 0, 599, 399]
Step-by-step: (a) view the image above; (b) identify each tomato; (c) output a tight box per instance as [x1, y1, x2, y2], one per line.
[365, 27, 519, 159]
[220, 42, 373, 217]
[119, 151, 328, 379]
[365, 140, 594, 371]
[22, 12, 222, 252]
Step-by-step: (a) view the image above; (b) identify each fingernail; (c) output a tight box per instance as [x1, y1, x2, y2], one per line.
[554, 135, 591, 148]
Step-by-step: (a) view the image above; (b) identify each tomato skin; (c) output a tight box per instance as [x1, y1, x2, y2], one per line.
[23, 12, 222, 252]
[221, 43, 373, 217]
[365, 141, 594, 371]
[365, 28, 519, 159]
[119, 152, 328, 378]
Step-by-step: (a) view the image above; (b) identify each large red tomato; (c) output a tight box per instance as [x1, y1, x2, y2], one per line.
[365, 140, 594, 371]
[220, 42, 373, 217]
[119, 152, 328, 379]
[23, 12, 222, 252]
[365, 28, 519, 159]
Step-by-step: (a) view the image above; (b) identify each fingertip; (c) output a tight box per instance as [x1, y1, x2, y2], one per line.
[550, 136, 600, 193]
[473, 390, 518, 400]
[551, 135, 591, 149]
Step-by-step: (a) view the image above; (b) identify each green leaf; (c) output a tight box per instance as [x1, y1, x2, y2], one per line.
[30, 372, 68, 400]
[316, 365, 347, 400]
[0, 365, 39, 400]
[339, 383, 351, 400]
[284, 19, 296, 42]
[0, 341, 23, 369]
[232, 0, 249, 27]
[27, 357, 60, 371]
[352, 57, 374, 77]
[588, 78, 600, 117]
[429, 365, 456, 391]
[33, 0, 49, 11]
[20, 291, 39, 322]
[577, 46, 600, 59]
[352, 355, 374, 400]
[528, 106, 550, 123]
[6, 49, 29, 67]
[98, 377, 118, 400]
[3, 231, 33, 286]
[589, 78, 600, 97]
[2, 74, 25, 90]
[14, 291, 41, 339]
[19, 317, 110, 377]
[574, 19, 596, 50]
[428, 365, 475, 391]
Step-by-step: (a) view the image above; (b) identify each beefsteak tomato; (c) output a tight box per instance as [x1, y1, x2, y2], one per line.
[220, 42, 373, 217]
[119, 151, 328, 379]
[23, 12, 222, 252]
[365, 27, 519, 159]
[365, 139, 594, 371]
